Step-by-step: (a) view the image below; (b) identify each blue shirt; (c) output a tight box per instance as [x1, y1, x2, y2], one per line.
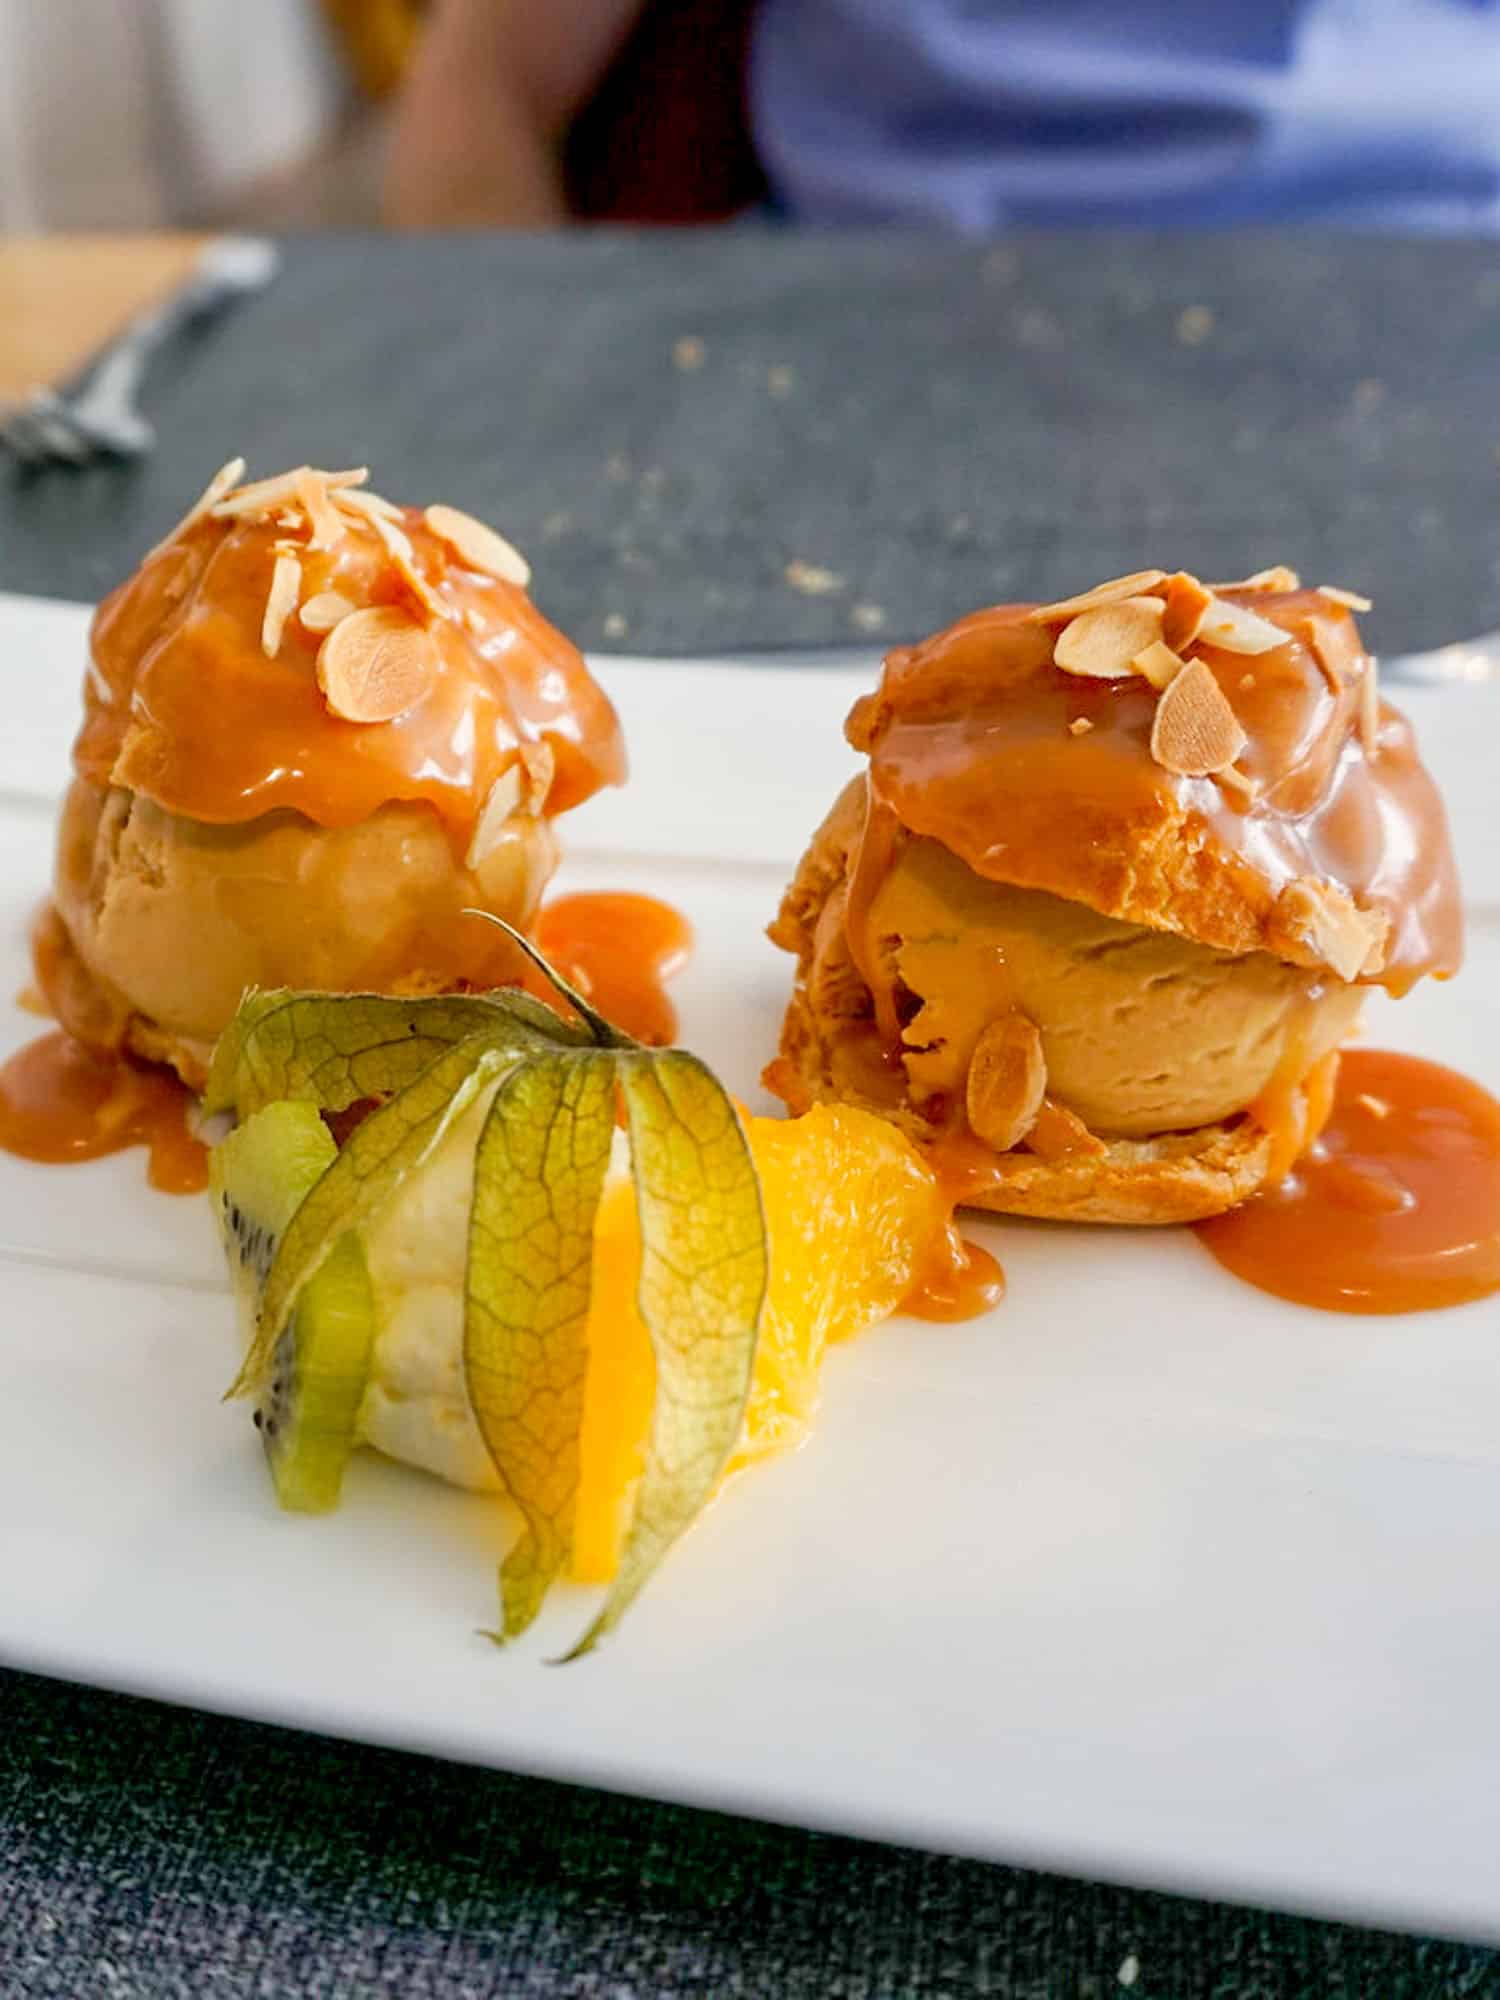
[750, 0, 1500, 230]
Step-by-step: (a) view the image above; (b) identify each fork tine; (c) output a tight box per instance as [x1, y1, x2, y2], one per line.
[0, 405, 51, 464]
[21, 392, 91, 464]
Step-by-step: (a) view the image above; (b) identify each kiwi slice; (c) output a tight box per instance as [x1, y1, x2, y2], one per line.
[210, 1100, 375, 1513]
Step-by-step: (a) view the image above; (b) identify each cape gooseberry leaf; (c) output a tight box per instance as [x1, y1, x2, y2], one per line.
[205, 991, 511, 1119]
[561, 1049, 768, 1661]
[230, 1033, 519, 1398]
[204, 988, 588, 1120]
[463, 1049, 617, 1642]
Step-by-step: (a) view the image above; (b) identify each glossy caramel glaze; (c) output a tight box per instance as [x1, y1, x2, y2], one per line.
[78, 505, 626, 847]
[1198, 1048, 1500, 1314]
[0, 1029, 207, 1194]
[533, 892, 693, 1047]
[847, 591, 1461, 995]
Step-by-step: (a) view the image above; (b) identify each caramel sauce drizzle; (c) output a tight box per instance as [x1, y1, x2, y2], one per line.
[1199, 1049, 1500, 1314]
[531, 892, 693, 1048]
[0, 1030, 207, 1194]
[849, 593, 1461, 997]
[77, 505, 626, 849]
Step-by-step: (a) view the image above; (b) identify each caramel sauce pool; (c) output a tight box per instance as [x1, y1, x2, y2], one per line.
[902, 1223, 1006, 1321]
[532, 892, 693, 1047]
[0, 1029, 207, 1194]
[1198, 1048, 1500, 1314]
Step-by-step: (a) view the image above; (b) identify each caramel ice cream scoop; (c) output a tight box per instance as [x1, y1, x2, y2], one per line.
[766, 570, 1461, 1223]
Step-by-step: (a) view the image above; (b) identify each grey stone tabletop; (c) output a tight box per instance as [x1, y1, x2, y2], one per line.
[3, 232, 1500, 1999]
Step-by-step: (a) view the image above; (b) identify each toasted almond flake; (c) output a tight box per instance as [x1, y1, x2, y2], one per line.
[1161, 571, 1214, 650]
[349, 500, 446, 620]
[1359, 655, 1381, 754]
[297, 468, 346, 551]
[335, 486, 403, 522]
[1317, 584, 1373, 612]
[274, 510, 303, 530]
[1210, 566, 1301, 594]
[146, 455, 246, 559]
[1131, 639, 1186, 691]
[1356, 1092, 1391, 1119]
[966, 1013, 1047, 1153]
[1150, 658, 1248, 776]
[1025, 570, 1168, 624]
[424, 503, 532, 588]
[261, 552, 301, 658]
[1195, 595, 1288, 655]
[1054, 596, 1165, 678]
[316, 607, 437, 723]
[519, 738, 556, 808]
[465, 765, 525, 871]
[299, 590, 355, 634]
[1067, 716, 1094, 736]
[1215, 764, 1259, 807]
[212, 465, 367, 521]
[1269, 879, 1388, 982]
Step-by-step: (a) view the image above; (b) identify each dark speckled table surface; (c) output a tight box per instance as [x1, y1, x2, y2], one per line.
[3, 232, 1500, 1998]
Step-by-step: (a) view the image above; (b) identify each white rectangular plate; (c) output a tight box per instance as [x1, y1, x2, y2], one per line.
[4, 592, 1500, 1942]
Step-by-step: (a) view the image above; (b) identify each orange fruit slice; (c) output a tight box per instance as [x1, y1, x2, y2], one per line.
[570, 1104, 948, 1583]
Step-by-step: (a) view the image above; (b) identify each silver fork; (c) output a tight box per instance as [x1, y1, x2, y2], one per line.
[1, 236, 280, 466]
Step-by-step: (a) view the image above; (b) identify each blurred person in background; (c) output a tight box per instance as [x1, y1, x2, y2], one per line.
[387, 0, 1500, 233]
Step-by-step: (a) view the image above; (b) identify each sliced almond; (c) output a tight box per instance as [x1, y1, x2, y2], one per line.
[336, 486, 404, 522]
[1358, 655, 1381, 754]
[299, 590, 355, 634]
[1269, 879, 1388, 983]
[1131, 639, 1186, 691]
[1215, 764, 1259, 808]
[519, 737, 556, 809]
[1161, 571, 1214, 651]
[274, 510, 303, 530]
[966, 1013, 1047, 1153]
[297, 468, 347, 551]
[316, 607, 437, 724]
[261, 552, 301, 659]
[465, 764, 525, 871]
[424, 504, 532, 588]
[345, 498, 446, 621]
[1195, 595, 1288, 655]
[1025, 570, 1168, 625]
[1209, 566, 1301, 593]
[212, 465, 367, 521]
[1067, 716, 1093, 736]
[1054, 596, 1165, 678]
[1150, 659, 1248, 777]
[1317, 584, 1373, 612]
[146, 455, 246, 559]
